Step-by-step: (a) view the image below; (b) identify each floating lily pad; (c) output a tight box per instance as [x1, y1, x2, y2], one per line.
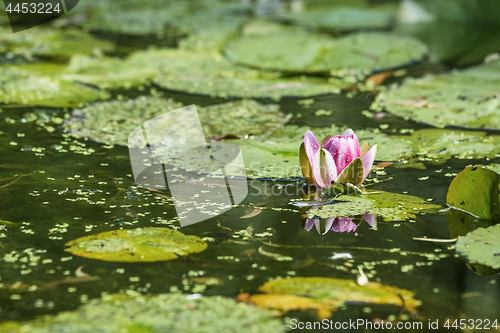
[249, 294, 339, 320]
[376, 59, 500, 130]
[406, 128, 500, 162]
[83, 0, 248, 43]
[152, 49, 350, 99]
[0, 293, 286, 333]
[83, 0, 189, 36]
[0, 68, 109, 107]
[446, 166, 500, 220]
[224, 30, 427, 74]
[62, 54, 161, 89]
[281, 0, 398, 31]
[65, 227, 207, 262]
[456, 224, 500, 269]
[64, 97, 289, 146]
[0, 27, 114, 59]
[175, 4, 249, 52]
[253, 277, 420, 317]
[64, 48, 349, 97]
[309, 191, 441, 222]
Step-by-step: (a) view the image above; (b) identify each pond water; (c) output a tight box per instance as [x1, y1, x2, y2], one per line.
[1, 92, 499, 331]
[1, 1, 500, 332]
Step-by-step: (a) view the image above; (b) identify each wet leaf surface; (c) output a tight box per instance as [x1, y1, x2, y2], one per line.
[65, 227, 207, 262]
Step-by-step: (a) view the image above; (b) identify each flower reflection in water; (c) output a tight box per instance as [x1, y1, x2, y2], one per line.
[304, 213, 377, 235]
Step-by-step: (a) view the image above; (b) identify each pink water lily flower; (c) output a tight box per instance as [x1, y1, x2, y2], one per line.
[299, 129, 377, 188]
[304, 213, 377, 235]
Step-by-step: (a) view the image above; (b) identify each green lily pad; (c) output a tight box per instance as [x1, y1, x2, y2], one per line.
[281, 0, 398, 31]
[446, 165, 500, 273]
[0, 68, 109, 107]
[62, 53, 161, 90]
[65, 227, 207, 262]
[83, 0, 248, 43]
[479, 163, 500, 175]
[309, 191, 441, 221]
[64, 48, 350, 97]
[0, 27, 114, 59]
[83, 0, 189, 36]
[0, 293, 286, 333]
[446, 166, 500, 220]
[224, 30, 427, 74]
[152, 49, 350, 99]
[456, 224, 500, 269]
[356, 128, 500, 164]
[64, 97, 289, 145]
[257, 277, 420, 313]
[406, 128, 500, 162]
[175, 4, 249, 52]
[375, 59, 500, 130]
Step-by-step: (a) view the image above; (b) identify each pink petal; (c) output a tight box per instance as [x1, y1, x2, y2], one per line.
[363, 213, 377, 228]
[331, 217, 357, 233]
[312, 148, 337, 188]
[342, 129, 360, 158]
[346, 137, 361, 159]
[342, 129, 355, 137]
[304, 130, 319, 168]
[305, 219, 316, 231]
[322, 136, 334, 152]
[361, 145, 377, 182]
[337, 139, 353, 174]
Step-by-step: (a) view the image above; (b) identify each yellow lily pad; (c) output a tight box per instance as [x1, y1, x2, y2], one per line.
[256, 277, 420, 315]
[249, 294, 339, 320]
[65, 227, 207, 262]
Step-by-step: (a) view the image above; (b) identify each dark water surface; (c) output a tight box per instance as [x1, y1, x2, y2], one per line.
[1, 89, 499, 332]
